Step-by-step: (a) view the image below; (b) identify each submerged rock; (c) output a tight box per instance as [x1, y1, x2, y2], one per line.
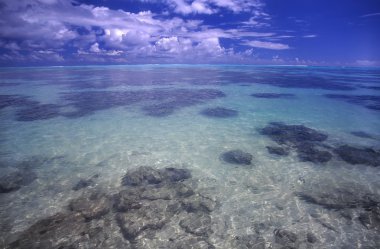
[162, 167, 192, 183]
[221, 150, 253, 165]
[172, 182, 195, 198]
[334, 145, 380, 167]
[73, 178, 93, 191]
[7, 212, 131, 249]
[181, 194, 217, 213]
[142, 182, 195, 200]
[296, 186, 379, 210]
[274, 229, 298, 248]
[358, 206, 380, 231]
[7, 166, 216, 249]
[7, 213, 87, 249]
[114, 188, 144, 212]
[121, 166, 164, 186]
[168, 236, 215, 249]
[0, 169, 37, 193]
[114, 182, 195, 213]
[231, 234, 266, 249]
[121, 166, 191, 186]
[72, 174, 99, 191]
[116, 199, 179, 240]
[69, 192, 111, 220]
[200, 107, 238, 118]
[266, 146, 289, 156]
[306, 232, 318, 243]
[179, 213, 212, 237]
[115, 166, 216, 244]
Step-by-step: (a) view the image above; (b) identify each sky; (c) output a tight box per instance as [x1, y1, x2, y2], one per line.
[0, 0, 379, 66]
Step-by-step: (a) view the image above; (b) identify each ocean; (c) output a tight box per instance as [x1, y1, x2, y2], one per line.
[0, 65, 379, 248]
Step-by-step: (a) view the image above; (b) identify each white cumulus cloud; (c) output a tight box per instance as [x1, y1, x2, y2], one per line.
[243, 40, 290, 50]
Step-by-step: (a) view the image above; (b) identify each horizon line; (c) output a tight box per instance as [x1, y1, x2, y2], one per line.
[1, 63, 380, 69]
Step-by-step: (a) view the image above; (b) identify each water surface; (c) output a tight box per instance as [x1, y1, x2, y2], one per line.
[1, 65, 380, 248]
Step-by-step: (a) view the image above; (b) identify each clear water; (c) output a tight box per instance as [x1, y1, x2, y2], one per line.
[0, 65, 380, 248]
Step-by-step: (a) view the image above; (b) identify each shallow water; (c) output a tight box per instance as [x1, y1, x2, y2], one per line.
[1, 65, 380, 248]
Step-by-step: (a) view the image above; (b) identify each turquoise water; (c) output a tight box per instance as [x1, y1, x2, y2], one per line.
[0, 65, 380, 248]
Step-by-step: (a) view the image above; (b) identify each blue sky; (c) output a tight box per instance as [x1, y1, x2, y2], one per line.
[0, 0, 379, 66]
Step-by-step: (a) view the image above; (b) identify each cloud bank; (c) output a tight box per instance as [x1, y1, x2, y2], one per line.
[0, 0, 293, 64]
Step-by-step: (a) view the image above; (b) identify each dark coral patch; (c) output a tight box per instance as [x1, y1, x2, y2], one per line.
[259, 122, 331, 164]
[61, 91, 144, 118]
[62, 89, 226, 118]
[263, 75, 356, 91]
[1, 89, 226, 121]
[221, 150, 253, 165]
[266, 146, 289, 156]
[219, 70, 356, 90]
[334, 145, 380, 167]
[0, 95, 62, 122]
[0, 94, 38, 110]
[324, 94, 380, 111]
[163, 167, 192, 182]
[16, 104, 61, 121]
[141, 102, 176, 117]
[251, 93, 295, 99]
[142, 89, 226, 117]
[350, 131, 375, 139]
[361, 86, 380, 91]
[259, 122, 328, 145]
[200, 107, 238, 118]
[297, 143, 332, 163]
